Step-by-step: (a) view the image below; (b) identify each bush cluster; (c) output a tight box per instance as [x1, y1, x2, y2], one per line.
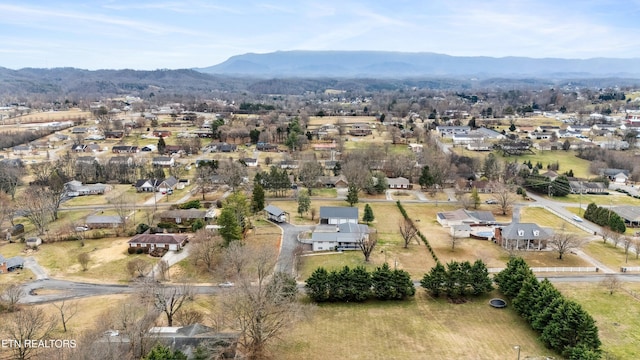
[179, 200, 201, 209]
[494, 257, 602, 359]
[305, 264, 415, 302]
[420, 260, 493, 299]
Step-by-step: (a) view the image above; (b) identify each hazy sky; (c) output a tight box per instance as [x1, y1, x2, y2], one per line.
[1, 0, 639, 70]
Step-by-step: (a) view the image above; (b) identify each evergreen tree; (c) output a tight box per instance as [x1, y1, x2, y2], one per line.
[305, 267, 331, 302]
[328, 267, 349, 302]
[469, 259, 494, 296]
[157, 135, 166, 154]
[143, 344, 187, 360]
[217, 208, 242, 246]
[609, 213, 626, 233]
[568, 343, 602, 360]
[421, 262, 447, 297]
[512, 276, 540, 319]
[445, 261, 463, 298]
[251, 183, 265, 213]
[530, 279, 563, 329]
[584, 203, 598, 220]
[418, 165, 434, 189]
[297, 191, 311, 217]
[371, 263, 395, 300]
[350, 266, 372, 302]
[551, 175, 571, 197]
[392, 268, 416, 299]
[363, 204, 375, 224]
[540, 300, 601, 358]
[346, 184, 359, 206]
[532, 296, 566, 333]
[494, 257, 535, 298]
[470, 187, 480, 209]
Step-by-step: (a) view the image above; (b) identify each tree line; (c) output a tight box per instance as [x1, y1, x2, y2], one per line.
[494, 257, 602, 360]
[584, 202, 626, 233]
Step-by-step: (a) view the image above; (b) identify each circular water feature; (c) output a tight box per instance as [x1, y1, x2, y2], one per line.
[489, 298, 507, 308]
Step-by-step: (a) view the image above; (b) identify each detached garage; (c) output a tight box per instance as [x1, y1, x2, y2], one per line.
[319, 207, 358, 225]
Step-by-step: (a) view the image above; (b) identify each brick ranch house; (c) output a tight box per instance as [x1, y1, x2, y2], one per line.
[127, 233, 188, 251]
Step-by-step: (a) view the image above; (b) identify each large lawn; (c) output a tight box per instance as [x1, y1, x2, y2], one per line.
[549, 192, 640, 207]
[556, 282, 640, 359]
[274, 291, 557, 360]
[498, 150, 593, 179]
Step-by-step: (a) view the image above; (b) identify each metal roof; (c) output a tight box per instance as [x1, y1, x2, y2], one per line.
[319, 206, 358, 219]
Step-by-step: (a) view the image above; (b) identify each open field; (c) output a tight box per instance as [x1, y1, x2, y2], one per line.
[307, 116, 378, 127]
[31, 237, 151, 283]
[3, 109, 91, 125]
[497, 150, 592, 179]
[274, 291, 557, 360]
[520, 206, 591, 234]
[556, 282, 640, 359]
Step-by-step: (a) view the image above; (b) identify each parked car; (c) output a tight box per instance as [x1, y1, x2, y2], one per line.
[485, 199, 498, 204]
[572, 215, 583, 222]
[75, 225, 90, 232]
[218, 281, 234, 288]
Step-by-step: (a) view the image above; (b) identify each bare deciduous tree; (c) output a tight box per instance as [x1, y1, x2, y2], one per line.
[174, 308, 204, 326]
[399, 218, 418, 249]
[127, 258, 150, 279]
[52, 299, 78, 332]
[358, 228, 378, 262]
[548, 231, 586, 260]
[1, 283, 24, 311]
[157, 259, 170, 281]
[490, 182, 516, 216]
[600, 275, 622, 295]
[21, 186, 53, 235]
[191, 230, 223, 272]
[0, 306, 56, 360]
[223, 241, 250, 277]
[109, 193, 131, 235]
[141, 281, 194, 326]
[623, 236, 633, 263]
[219, 244, 306, 359]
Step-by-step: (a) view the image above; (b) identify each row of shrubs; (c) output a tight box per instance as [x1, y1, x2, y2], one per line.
[396, 201, 438, 262]
[420, 260, 493, 299]
[495, 257, 602, 360]
[615, 188, 640, 199]
[305, 264, 415, 302]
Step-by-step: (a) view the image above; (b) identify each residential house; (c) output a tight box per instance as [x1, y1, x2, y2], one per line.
[279, 160, 299, 169]
[319, 206, 358, 225]
[65, 180, 111, 196]
[528, 131, 553, 140]
[599, 140, 629, 150]
[134, 177, 178, 192]
[159, 209, 207, 226]
[85, 215, 123, 229]
[143, 324, 238, 359]
[349, 123, 372, 136]
[152, 156, 175, 167]
[601, 168, 630, 183]
[86, 144, 101, 152]
[592, 123, 618, 132]
[475, 127, 504, 140]
[104, 131, 124, 139]
[312, 143, 337, 151]
[141, 145, 157, 152]
[164, 145, 184, 155]
[436, 209, 496, 227]
[12, 145, 32, 155]
[71, 144, 88, 152]
[494, 223, 551, 251]
[610, 206, 640, 228]
[387, 177, 411, 189]
[466, 142, 491, 151]
[217, 143, 237, 152]
[112, 145, 138, 153]
[408, 143, 424, 153]
[309, 222, 370, 251]
[435, 126, 470, 138]
[452, 132, 485, 145]
[256, 142, 278, 151]
[127, 233, 188, 251]
[153, 130, 172, 138]
[569, 181, 608, 194]
[0, 254, 24, 273]
[243, 158, 258, 167]
[540, 171, 559, 181]
[317, 175, 349, 188]
[265, 205, 287, 223]
[71, 127, 88, 134]
[108, 156, 134, 167]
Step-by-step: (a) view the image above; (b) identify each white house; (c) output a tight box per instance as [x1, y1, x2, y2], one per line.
[127, 233, 188, 251]
[387, 177, 411, 189]
[152, 156, 175, 167]
[310, 222, 370, 251]
[264, 205, 287, 223]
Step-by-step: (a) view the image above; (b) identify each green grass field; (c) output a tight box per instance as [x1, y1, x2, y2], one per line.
[274, 291, 558, 360]
[498, 150, 592, 179]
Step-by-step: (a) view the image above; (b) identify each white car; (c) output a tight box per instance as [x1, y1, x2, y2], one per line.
[572, 215, 583, 222]
[75, 226, 90, 232]
[485, 199, 498, 204]
[218, 281, 234, 288]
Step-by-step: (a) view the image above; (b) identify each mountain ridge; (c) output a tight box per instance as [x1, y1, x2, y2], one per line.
[196, 50, 640, 78]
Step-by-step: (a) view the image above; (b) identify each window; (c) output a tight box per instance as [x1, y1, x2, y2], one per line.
[517, 230, 524, 236]
[533, 230, 540, 236]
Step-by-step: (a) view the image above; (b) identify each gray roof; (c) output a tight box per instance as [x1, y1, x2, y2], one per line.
[86, 215, 123, 224]
[610, 206, 640, 222]
[6, 256, 24, 269]
[264, 205, 286, 217]
[312, 231, 363, 244]
[319, 206, 358, 220]
[500, 223, 550, 240]
[160, 209, 206, 219]
[465, 210, 496, 223]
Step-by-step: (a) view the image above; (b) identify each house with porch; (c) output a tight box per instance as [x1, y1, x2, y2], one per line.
[127, 233, 188, 251]
[309, 222, 370, 251]
[85, 215, 123, 229]
[494, 223, 551, 251]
